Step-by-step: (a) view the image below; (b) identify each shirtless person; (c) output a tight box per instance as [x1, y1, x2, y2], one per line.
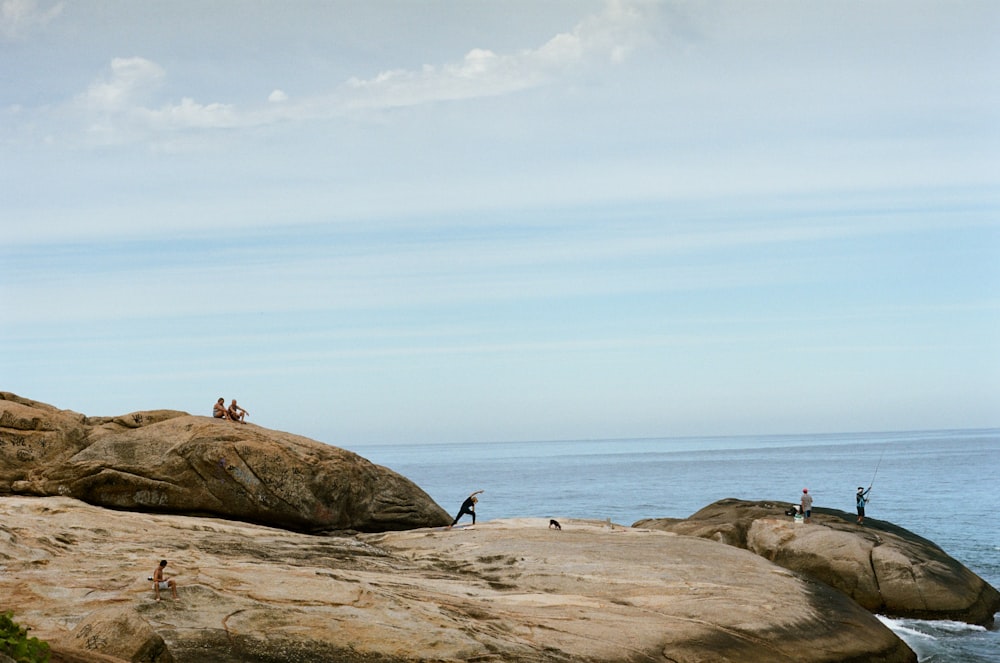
[213, 398, 230, 420]
[227, 399, 248, 423]
[152, 559, 178, 601]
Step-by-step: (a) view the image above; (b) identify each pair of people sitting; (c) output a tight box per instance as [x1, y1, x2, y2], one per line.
[213, 397, 249, 423]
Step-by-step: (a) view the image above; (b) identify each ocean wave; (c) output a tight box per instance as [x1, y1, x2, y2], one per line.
[878, 614, 988, 638]
[878, 616, 937, 640]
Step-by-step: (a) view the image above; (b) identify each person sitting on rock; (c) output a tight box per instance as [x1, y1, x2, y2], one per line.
[152, 559, 179, 601]
[447, 489, 484, 528]
[227, 399, 248, 423]
[213, 397, 230, 420]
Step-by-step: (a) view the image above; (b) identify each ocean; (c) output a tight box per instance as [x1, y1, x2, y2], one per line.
[353, 428, 1000, 663]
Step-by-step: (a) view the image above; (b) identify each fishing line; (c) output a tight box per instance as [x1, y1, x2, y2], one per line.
[868, 448, 886, 497]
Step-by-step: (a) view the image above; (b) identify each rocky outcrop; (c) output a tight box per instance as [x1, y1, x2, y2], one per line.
[635, 498, 1000, 626]
[69, 607, 173, 662]
[0, 393, 449, 532]
[2, 496, 915, 663]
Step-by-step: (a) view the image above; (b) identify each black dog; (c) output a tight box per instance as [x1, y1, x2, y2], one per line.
[784, 506, 799, 517]
[548, 519, 562, 530]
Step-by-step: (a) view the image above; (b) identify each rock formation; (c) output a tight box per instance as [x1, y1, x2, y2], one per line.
[1, 496, 915, 663]
[634, 498, 1000, 626]
[0, 393, 449, 532]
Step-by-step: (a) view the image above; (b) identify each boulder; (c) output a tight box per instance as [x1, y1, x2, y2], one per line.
[69, 607, 173, 662]
[0, 393, 449, 532]
[1, 496, 915, 663]
[635, 498, 1000, 626]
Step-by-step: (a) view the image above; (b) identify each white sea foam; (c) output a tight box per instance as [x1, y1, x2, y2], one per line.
[878, 615, 937, 640]
[880, 614, 988, 636]
[925, 620, 987, 634]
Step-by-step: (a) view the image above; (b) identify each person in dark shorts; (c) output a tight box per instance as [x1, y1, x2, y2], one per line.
[227, 398, 249, 423]
[448, 489, 484, 528]
[856, 486, 872, 524]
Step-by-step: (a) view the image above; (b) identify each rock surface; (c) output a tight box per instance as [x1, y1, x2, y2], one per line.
[0, 393, 449, 532]
[0, 496, 915, 663]
[634, 498, 1000, 626]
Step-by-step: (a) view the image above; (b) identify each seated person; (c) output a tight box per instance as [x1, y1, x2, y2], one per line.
[152, 559, 178, 601]
[227, 399, 248, 423]
[213, 398, 230, 420]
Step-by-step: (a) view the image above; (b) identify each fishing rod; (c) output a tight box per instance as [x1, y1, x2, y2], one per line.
[867, 448, 885, 497]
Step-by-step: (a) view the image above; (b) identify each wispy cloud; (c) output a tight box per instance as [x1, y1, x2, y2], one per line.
[40, 1, 649, 146]
[343, 1, 646, 109]
[5, 201, 985, 325]
[71, 57, 246, 142]
[0, 0, 62, 39]
[77, 57, 165, 111]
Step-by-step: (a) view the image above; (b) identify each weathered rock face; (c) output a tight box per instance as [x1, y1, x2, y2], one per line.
[635, 498, 1000, 626]
[69, 607, 174, 663]
[1, 496, 915, 663]
[0, 393, 449, 532]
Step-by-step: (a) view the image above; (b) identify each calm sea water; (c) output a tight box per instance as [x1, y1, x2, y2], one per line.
[353, 428, 1000, 663]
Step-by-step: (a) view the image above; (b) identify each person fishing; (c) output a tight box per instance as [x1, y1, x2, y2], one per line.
[447, 489, 484, 528]
[856, 486, 872, 525]
[857, 449, 884, 525]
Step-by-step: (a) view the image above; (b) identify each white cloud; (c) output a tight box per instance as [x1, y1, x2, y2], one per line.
[344, 1, 647, 109]
[143, 97, 239, 130]
[77, 57, 166, 112]
[0, 0, 62, 39]
[45, 0, 649, 145]
[344, 46, 546, 109]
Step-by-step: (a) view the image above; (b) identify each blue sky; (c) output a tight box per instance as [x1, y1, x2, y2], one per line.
[2, 1, 998, 444]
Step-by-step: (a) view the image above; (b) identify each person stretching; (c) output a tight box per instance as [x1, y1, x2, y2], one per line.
[448, 490, 484, 528]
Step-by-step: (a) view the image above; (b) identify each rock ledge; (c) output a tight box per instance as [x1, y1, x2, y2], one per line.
[1, 497, 915, 663]
[635, 498, 1000, 626]
[0, 392, 448, 532]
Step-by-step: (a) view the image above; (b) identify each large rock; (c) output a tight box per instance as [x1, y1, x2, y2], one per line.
[1, 496, 915, 663]
[635, 498, 1000, 626]
[69, 607, 173, 663]
[0, 393, 449, 532]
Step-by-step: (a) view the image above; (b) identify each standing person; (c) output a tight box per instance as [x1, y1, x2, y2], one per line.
[152, 559, 178, 601]
[800, 488, 813, 524]
[213, 397, 230, 420]
[448, 489, 484, 528]
[227, 399, 248, 423]
[856, 486, 872, 525]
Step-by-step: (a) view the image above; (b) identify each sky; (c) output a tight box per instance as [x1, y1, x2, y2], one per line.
[2, 0, 999, 446]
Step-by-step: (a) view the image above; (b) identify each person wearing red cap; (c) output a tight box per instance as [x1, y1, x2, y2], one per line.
[800, 488, 813, 523]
